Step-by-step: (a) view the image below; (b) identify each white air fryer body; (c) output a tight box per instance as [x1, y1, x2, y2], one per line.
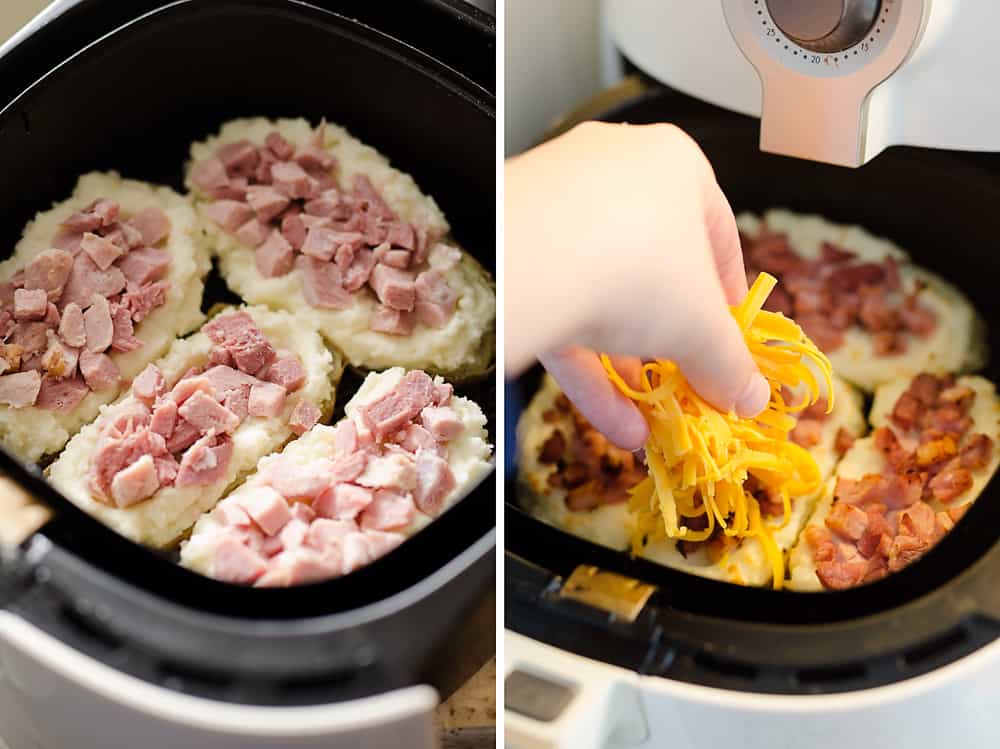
[0, 613, 439, 749]
[505, 632, 1000, 749]
[604, 0, 1000, 166]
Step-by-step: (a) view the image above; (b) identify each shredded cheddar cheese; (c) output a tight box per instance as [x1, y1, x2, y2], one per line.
[602, 272, 834, 589]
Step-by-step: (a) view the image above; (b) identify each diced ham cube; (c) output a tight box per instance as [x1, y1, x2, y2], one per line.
[271, 161, 317, 199]
[168, 375, 216, 405]
[295, 146, 336, 173]
[132, 366, 165, 414]
[265, 131, 294, 160]
[365, 530, 406, 559]
[217, 140, 260, 176]
[10, 321, 49, 356]
[369, 305, 415, 336]
[356, 452, 417, 491]
[412, 451, 456, 516]
[414, 270, 458, 328]
[41, 331, 78, 380]
[116, 246, 170, 287]
[213, 501, 252, 527]
[353, 175, 395, 220]
[279, 517, 310, 550]
[61, 208, 102, 233]
[420, 405, 463, 441]
[248, 382, 286, 417]
[303, 193, 340, 218]
[343, 248, 376, 292]
[382, 249, 411, 269]
[83, 294, 114, 353]
[80, 232, 124, 270]
[235, 218, 270, 248]
[0, 371, 41, 407]
[358, 370, 434, 441]
[201, 364, 261, 395]
[291, 502, 316, 525]
[359, 489, 415, 531]
[432, 382, 453, 406]
[79, 351, 121, 391]
[110, 304, 142, 352]
[369, 264, 416, 311]
[398, 423, 439, 455]
[332, 419, 358, 455]
[314, 483, 373, 520]
[35, 376, 89, 412]
[212, 535, 267, 585]
[263, 353, 306, 392]
[255, 230, 295, 278]
[24, 249, 74, 301]
[126, 207, 171, 246]
[203, 311, 276, 375]
[176, 433, 233, 487]
[386, 221, 416, 251]
[295, 256, 351, 309]
[224, 386, 250, 421]
[204, 200, 255, 232]
[150, 398, 177, 438]
[341, 533, 374, 573]
[266, 459, 338, 500]
[13, 288, 47, 321]
[178, 391, 241, 434]
[237, 486, 292, 536]
[166, 418, 201, 453]
[304, 518, 355, 550]
[280, 212, 307, 250]
[121, 281, 168, 323]
[192, 158, 230, 193]
[289, 399, 321, 435]
[245, 185, 291, 224]
[110, 454, 160, 508]
[51, 227, 84, 254]
[60, 254, 126, 310]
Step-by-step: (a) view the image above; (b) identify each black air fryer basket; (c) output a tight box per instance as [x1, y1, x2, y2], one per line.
[506, 84, 1000, 695]
[0, 0, 495, 706]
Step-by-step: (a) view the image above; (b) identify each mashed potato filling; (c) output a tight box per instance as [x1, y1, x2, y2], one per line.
[0, 172, 209, 463]
[48, 306, 339, 548]
[186, 117, 494, 379]
[180, 367, 493, 586]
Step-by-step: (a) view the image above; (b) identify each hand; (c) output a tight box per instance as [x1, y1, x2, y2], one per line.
[505, 121, 770, 450]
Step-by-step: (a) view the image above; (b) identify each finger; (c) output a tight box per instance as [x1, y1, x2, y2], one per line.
[704, 181, 748, 305]
[540, 347, 649, 450]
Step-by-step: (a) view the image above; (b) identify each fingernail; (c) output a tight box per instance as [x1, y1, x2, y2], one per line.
[734, 373, 770, 418]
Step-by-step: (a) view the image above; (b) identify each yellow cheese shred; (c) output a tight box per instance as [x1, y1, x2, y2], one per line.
[603, 272, 834, 590]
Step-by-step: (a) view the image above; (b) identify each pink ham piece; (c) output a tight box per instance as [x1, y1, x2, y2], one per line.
[35, 376, 89, 412]
[353, 175, 395, 220]
[191, 158, 230, 193]
[117, 247, 170, 286]
[295, 146, 336, 173]
[80, 232, 123, 271]
[264, 353, 306, 392]
[201, 364, 260, 395]
[217, 140, 259, 175]
[358, 370, 434, 441]
[121, 281, 168, 323]
[369, 305, 414, 336]
[79, 351, 121, 391]
[420, 406, 463, 441]
[168, 375, 216, 405]
[332, 419, 358, 454]
[432, 382, 453, 406]
[24, 249, 73, 301]
[369, 264, 416, 311]
[382, 250, 411, 270]
[51, 228, 83, 254]
[413, 451, 456, 516]
[126, 207, 171, 246]
[343, 248, 376, 292]
[289, 399, 321, 435]
[255, 230, 295, 278]
[11, 322, 49, 357]
[166, 418, 201, 453]
[212, 536, 268, 585]
[398, 424, 440, 455]
[356, 452, 416, 491]
[248, 382, 286, 418]
[266, 459, 343, 500]
[265, 131, 295, 160]
[237, 486, 292, 536]
[13, 288, 48, 322]
[178, 391, 241, 434]
[176, 433, 233, 487]
[110, 305, 142, 352]
[303, 192, 339, 218]
[133, 364, 166, 404]
[246, 185, 291, 224]
[41, 332, 79, 380]
[359, 489, 415, 531]
[83, 295, 114, 353]
[271, 161, 316, 200]
[414, 270, 458, 328]
[0, 371, 41, 407]
[203, 311, 276, 375]
[304, 518, 355, 550]
[213, 501, 252, 527]
[204, 200, 255, 232]
[224, 386, 250, 421]
[235, 218, 270, 248]
[314, 483, 373, 520]
[149, 403, 177, 440]
[109, 454, 160, 508]
[60, 254, 126, 310]
[386, 222, 416, 251]
[280, 212, 307, 250]
[302, 227, 351, 262]
[295, 256, 351, 309]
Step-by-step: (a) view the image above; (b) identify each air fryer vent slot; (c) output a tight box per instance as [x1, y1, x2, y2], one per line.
[692, 652, 759, 682]
[901, 627, 968, 668]
[796, 663, 867, 685]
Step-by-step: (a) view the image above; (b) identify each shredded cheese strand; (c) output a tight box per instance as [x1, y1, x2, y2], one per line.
[604, 272, 834, 590]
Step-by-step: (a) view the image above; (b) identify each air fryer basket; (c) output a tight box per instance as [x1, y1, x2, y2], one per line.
[0, 0, 496, 706]
[506, 85, 1000, 694]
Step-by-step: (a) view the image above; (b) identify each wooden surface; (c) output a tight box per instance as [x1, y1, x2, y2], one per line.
[436, 656, 497, 747]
